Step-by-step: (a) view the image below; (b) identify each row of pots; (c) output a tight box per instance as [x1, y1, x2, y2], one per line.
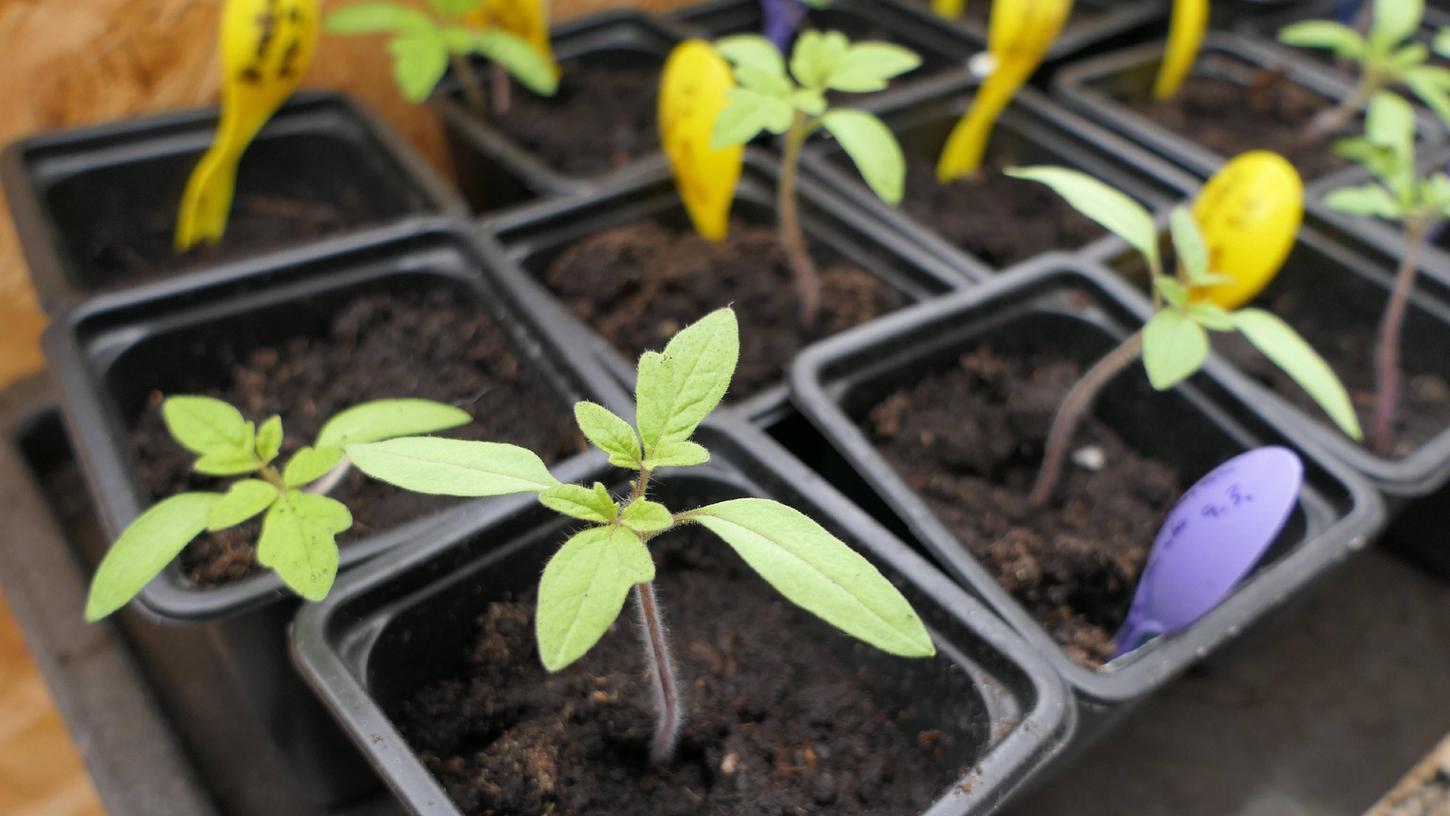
[6, 1, 1447, 813]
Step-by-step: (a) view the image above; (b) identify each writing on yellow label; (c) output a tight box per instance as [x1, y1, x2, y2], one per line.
[1153, 0, 1209, 100]
[937, 0, 1073, 180]
[473, 0, 557, 72]
[659, 41, 743, 242]
[176, 0, 319, 251]
[1193, 151, 1303, 309]
[932, 0, 966, 19]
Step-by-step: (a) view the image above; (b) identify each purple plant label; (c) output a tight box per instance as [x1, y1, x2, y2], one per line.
[761, 0, 809, 50]
[1112, 446, 1304, 658]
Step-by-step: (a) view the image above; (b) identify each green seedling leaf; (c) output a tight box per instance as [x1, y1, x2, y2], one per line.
[634, 309, 739, 456]
[644, 439, 711, 469]
[1365, 91, 1416, 159]
[389, 27, 450, 102]
[689, 498, 935, 658]
[621, 500, 674, 534]
[284, 446, 346, 488]
[821, 109, 906, 205]
[1155, 275, 1190, 308]
[536, 525, 655, 671]
[472, 29, 560, 95]
[1235, 309, 1364, 440]
[1393, 42, 1431, 70]
[208, 480, 279, 532]
[715, 34, 786, 78]
[735, 64, 794, 98]
[1404, 66, 1450, 129]
[1436, 27, 1450, 58]
[427, 0, 482, 16]
[317, 399, 472, 449]
[1324, 182, 1403, 218]
[540, 483, 619, 524]
[1277, 21, 1366, 59]
[1170, 207, 1209, 283]
[791, 88, 827, 115]
[86, 493, 219, 621]
[790, 30, 850, 88]
[574, 402, 643, 468]
[347, 437, 560, 496]
[257, 492, 351, 602]
[1371, 0, 1422, 52]
[1187, 300, 1238, 331]
[824, 42, 921, 92]
[256, 416, 283, 465]
[162, 396, 254, 458]
[1142, 310, 1209, 389]
[325, 3, 432, 34]
[712, 87, 795, 147]
[195, 442, 263, 477]
[1006, 166, 1160, 270]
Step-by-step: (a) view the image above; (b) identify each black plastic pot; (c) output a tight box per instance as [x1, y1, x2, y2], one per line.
[789, 255, 1384, 737]
[40, 218, 627, 805]
[1052, 33, 1445, 192]
[670, 0, 977, 94]
[488, 148, 974, 428]
[2, 90, 463, 315]
[432, 10, 688, 214]
[887, 0, 1169, 67]
[800, 76, 1200, 277]
[291, 419, 1076, 816]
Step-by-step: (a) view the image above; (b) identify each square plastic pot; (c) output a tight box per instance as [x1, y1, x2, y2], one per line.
[1235, 0, 1450, 88]
[887, 0, 1169, 66]
[789, 255, 1384, 736]
[432, 10, 689, 214]
[487, 149, 974, 428]
[291, 420, 1076, 816]
[2, 90, 463, 315]
[1052, 33, 1444, 193]
[40, 219, 626, 805]
[800, 76, 1200, 277]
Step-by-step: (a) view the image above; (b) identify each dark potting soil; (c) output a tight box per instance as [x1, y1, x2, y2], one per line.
[128, 289, 586, 586]
[482, 60, 660, 177]
[865, 347, 1180, 665]
[393, 525, 964, 816]
[542, 220, 909, 401]
[901, 153, 1105, 267]
[1125, 57, 1350, 180]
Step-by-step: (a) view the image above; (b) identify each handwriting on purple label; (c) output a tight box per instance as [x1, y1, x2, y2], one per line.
[1113, 446, 1303, 658]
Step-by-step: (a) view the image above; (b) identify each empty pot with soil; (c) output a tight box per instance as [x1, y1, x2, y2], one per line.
[790, 257, 1383, 736]
[291, 422, 1075, 816]
[41, 221, 624, 805]
[1, 91, 462, 314]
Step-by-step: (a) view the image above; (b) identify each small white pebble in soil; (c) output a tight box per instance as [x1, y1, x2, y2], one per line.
[720, 752, 741, 775]
[1072, 445, 1107, 472]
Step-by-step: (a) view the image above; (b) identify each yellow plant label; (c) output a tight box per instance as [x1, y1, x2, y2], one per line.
[476, 0, 557, 71]
[932, 0, 966, 19]
[937, 0, 1073, 180]
[659, 41, 743, 242]
[176, 0, 319, 250]
[1153, 0, 1209, 100]
[1193, 151, 1303, 309]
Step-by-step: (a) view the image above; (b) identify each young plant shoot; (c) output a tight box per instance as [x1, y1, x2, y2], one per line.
[325, 0, 557, 115]
[84, 398, 471, 620]
[1279, 0, 1450, 142]
[1324, 90, 1450, 452]
[345, 309, 935, 765]
[1009, 152, 1362, 506]
[710, 31, 919, 325]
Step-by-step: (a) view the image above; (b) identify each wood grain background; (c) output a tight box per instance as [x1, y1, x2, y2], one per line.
[0, 2, 691, 813]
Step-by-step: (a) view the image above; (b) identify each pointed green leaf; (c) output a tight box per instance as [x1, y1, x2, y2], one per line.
[325, 3, 432, 34]
[539, 482, 619, 523]
[735, 64, 794, 98]
[207, 480, 279, 532]
[162, 396, 252, 457]
[1404, 66, 1450, 130]
[1371, 0, 1422, 51]
[715, 34, 786, 78]
[790, 29, 850, 88]
[1006, 166, 1159, 270]
[284, 446, 346, 488]
[634, 309, 739, 455]
[821, 109, 906, 205]
[1277, 20, 1367, 59]
[1170, 207, 1209, 283]
[574, 401, 642, 468]
[1142, 310, 1209, 389]
[256, 416, 283, 464]
[472, 29, 559, 96]
[1324, 182, 1404, 218]
[1235, 309, 1364, 440]
[347, 437, 560, 496]
[389, 27, 450, 102]
[1187, 300, 1238, 331]
[712, 88, 795, 148]
[689, 498, 934, 658]
[317, 399, 472, 449]
[1154, 276, 1190, 307]
[194, 428, 262, 477]
[257, 492, 351, 602]
[536, 526, 655, 671]
[86, 493, 219, 621]
[621, 499, 674, 534]
[1436, 27, 1450, 58]
[644, 439, 711, 469]
[791, 88, 827, 116]
[824, 42, 921, 92]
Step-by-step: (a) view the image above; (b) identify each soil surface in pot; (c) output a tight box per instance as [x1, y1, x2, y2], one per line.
[480, 60, 659, 177]
[901, 153, 1105, 267]
[394, 525, 965, 815]
[129, 288, 586, 586]
[865, 347, 1180, 665]
[1122, 56, 1350, 180]
[542, 219, 909, 401]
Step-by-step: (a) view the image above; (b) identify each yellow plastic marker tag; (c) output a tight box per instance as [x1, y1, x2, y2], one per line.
[1153, 0, 1209, 100]
[937, 0, 1073, 180]
[659, 41, 743, 242]
[932, 0, 966, 19]
[1193, 151, 1303, 309]
[175, 0, 319, 251]
[474, 0, 557, 73]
